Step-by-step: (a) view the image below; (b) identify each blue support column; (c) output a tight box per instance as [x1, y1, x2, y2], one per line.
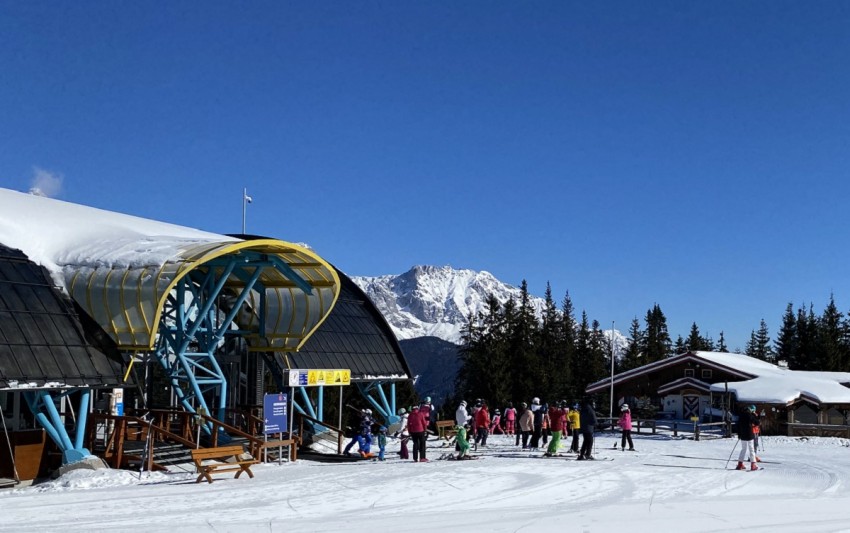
[25, 390, 92, 465]
[74, 389, 91, 450]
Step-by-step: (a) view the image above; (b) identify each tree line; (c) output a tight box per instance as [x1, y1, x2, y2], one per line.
[452, 284, 850, 411]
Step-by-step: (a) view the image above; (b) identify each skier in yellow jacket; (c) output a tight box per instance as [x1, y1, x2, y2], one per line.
[568, 404, 581, 453]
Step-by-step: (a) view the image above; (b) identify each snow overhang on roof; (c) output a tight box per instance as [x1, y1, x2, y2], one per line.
[0, 188, 341, 351]
[710, 374, 850, 405]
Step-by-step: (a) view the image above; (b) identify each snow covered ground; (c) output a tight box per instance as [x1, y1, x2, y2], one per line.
[1, 432, 849, 533]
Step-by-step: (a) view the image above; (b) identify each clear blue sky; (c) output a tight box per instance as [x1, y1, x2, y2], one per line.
[2, 2, 849, 351]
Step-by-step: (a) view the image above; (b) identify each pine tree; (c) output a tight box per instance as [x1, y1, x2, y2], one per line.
[560, 291, 577, 399]
[817, 295, 845, 371]
[796, 305, 818, 370]
[537, 282, 562, 401]
[774, 303, 798, 367]
[674, 335, 686, 354]
[717, 331, 728, 352]
[620, 317, 644, 371]
[643, 304, 671, 363]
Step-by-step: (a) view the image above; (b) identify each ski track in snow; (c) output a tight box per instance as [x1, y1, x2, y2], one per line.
[2, 434, 850, 532]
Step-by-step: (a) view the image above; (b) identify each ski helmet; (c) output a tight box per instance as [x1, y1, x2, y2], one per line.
[748, 404, 756, 412]
[621, 404, 629, 411]
[425, 396, 431, 403]
[365, 408, 372, 415]
[398, 407, 406, 415]
[412, 404, 419, 410]
[495, 409, 501, 414]
[521, 402, 528, 408]
[532, 397, 540, 405]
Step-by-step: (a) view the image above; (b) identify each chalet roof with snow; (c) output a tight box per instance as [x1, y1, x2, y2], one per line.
[587, 351, 850, 406]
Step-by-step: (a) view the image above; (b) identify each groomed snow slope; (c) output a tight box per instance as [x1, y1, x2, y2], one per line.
[1, 433, 849, 533]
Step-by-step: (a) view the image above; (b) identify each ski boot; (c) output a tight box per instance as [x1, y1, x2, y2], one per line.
[736, 461, 745, 470]
[750, 462, 759, 471]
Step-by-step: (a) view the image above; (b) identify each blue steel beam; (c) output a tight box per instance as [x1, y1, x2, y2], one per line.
[24, 390, 92, 464]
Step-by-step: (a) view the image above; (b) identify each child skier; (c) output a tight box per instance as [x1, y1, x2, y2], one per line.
[395, 407, 409, 460]
[504, 402, 517, 435]
[377, 426, 388, 461]
[618, 403, 635, 451]
[490, 409, 504, 434]
[456, 422, 471, 459]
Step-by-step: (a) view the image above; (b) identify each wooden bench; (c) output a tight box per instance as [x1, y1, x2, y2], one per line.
[435, 420, 457, 440]
[190, 445, 258, 484]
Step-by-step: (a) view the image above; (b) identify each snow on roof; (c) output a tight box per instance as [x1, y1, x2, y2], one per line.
[0, 187, 236, 287]
[697, 351, 850, 405]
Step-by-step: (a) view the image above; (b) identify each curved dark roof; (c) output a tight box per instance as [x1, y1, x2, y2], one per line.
[0, 244, 124, 389]
[275, 266, 412, 382]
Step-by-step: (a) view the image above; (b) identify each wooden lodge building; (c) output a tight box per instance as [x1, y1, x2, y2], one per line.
[586, 351, 850, 436]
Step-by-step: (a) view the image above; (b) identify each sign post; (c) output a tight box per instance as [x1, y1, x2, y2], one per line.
[263, 393, 288, 464]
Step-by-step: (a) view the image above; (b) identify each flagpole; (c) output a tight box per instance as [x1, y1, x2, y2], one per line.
[609, 321, 615, 421]
[242, 188, 248, 234]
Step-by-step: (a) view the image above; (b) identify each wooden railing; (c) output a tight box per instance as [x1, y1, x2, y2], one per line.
[786, 423, 850, 438]
[298, 413, 344, 455]
[87, 408, 301, 470]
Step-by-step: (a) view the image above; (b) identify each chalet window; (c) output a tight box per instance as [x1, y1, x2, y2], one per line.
[701, 369, 712, 379]
[684, 368, 695, 378]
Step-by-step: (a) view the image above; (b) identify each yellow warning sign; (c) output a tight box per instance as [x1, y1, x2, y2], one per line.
[301, 369, 350, 387]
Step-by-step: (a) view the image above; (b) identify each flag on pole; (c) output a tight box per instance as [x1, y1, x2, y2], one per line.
[245, 193, 253, 203]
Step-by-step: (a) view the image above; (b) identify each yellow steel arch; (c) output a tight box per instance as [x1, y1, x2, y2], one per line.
[64, 238, 340, 351]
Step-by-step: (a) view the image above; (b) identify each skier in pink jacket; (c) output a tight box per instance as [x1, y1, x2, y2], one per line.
[618, 403, 634, 451]
[504, 403, 517, 435]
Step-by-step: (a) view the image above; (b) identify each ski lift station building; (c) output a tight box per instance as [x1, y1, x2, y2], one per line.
[0, 187, 411, 485]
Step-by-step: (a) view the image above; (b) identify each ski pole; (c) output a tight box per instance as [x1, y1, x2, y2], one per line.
[724, 439, 740, 469]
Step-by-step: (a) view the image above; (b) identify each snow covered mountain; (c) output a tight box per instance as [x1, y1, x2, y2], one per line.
[352, 265, 628, 352]
[352, 265, 544, 344]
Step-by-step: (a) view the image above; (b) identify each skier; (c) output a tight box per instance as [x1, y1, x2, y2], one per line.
[456, 421, 471, 459]
[455, 400, 470, 427]
[474, 401, 491, 447]
[408, 404, 429, 462]
[568, 404, 581, 453]
[358, 408, 375, 458]
[420, 397, 434, 432]
[577, 398, 597, 460]
[490, 409, 504, 434]
[343, 408, 369, 457]
[735, 404, 760, 471]
[519, 402, 534, 449]
[544, 401, 567, 456]
[395, 407, 410, 460]
[377, 426, 388, 461]
[504, 402, 517, 435]
[618, 403, 635, 451]
[529, 397, 544, 450]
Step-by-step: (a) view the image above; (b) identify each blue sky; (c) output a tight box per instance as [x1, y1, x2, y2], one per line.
[2, 2, 849, 350]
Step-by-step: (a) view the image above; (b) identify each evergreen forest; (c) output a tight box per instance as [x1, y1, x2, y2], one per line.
[452, 282, 850, 412]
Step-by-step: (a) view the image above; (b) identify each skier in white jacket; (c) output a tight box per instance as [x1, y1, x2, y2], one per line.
[455, 400, 470, 426]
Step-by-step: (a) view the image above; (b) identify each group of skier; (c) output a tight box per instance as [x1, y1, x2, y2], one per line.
[450, 396, 634, 460]
[344, 396, 766, 468]
[344, 397, 438, 462]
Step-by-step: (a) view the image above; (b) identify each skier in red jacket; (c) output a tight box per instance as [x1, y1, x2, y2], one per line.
[474, 402, 491, 447]
[407, 405, 429, 462]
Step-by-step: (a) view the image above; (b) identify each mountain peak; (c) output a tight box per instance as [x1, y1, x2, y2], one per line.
[353, 265, 545, 344]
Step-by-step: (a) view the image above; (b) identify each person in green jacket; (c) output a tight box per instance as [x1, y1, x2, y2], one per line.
[456, 422, 471, 459]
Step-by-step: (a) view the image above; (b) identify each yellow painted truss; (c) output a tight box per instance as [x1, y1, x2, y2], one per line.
[63, 239, 340, 352]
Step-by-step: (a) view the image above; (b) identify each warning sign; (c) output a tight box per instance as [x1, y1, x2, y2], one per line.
[288, 369, 351, 387]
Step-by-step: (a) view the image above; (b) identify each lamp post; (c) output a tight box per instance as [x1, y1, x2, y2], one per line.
[610, 321, 615, 421]
[242, 188, 253, 234]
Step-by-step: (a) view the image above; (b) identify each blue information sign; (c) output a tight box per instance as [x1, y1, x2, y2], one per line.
[263, 392, 288, 435]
